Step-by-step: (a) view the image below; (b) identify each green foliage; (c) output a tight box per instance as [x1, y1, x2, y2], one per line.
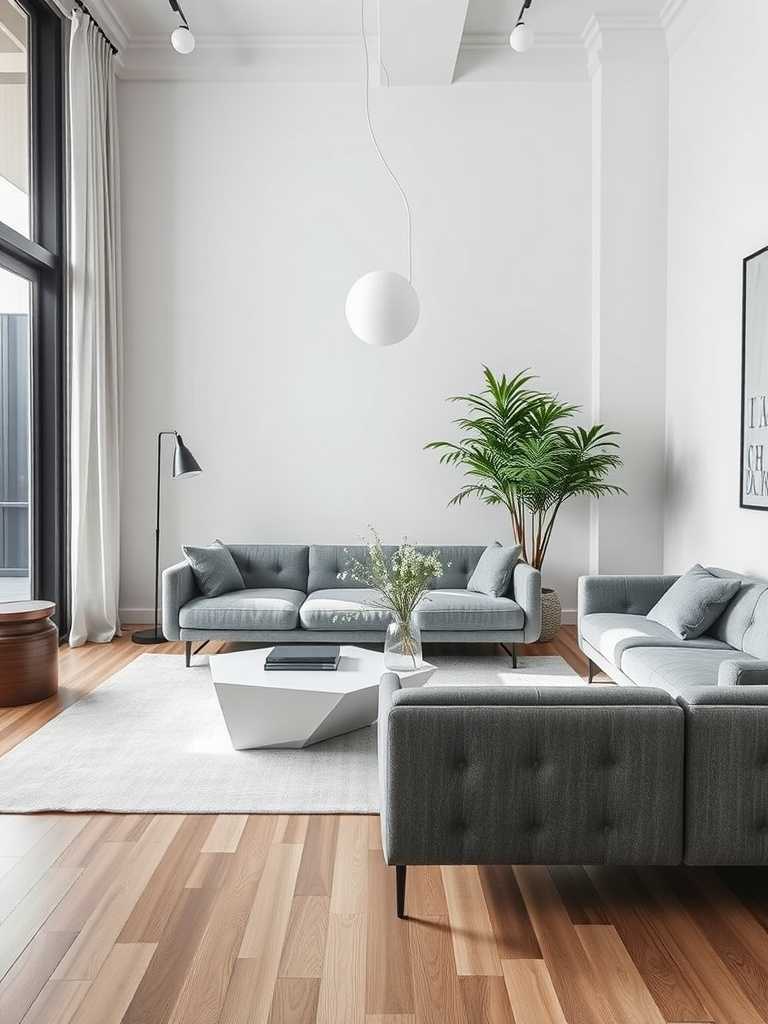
[426, 368, 625, 569]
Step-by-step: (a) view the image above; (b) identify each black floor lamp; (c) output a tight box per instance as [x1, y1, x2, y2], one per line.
[132, 431, 202, 645]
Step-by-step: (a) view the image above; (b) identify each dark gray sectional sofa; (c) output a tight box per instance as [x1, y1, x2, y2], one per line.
[378, 567, 768, 916]
[378, 676, 685, 916]
[577, 567, 768, 867]
[162, 543, 542, 665]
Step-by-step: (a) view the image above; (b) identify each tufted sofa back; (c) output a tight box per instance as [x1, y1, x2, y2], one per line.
[308, 544, 492, 594]
[707, 567, 768, 658]
[378, 677, 684, 868]
[227, 545, 309, 592]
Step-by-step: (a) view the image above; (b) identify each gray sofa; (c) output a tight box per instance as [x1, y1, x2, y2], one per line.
[162, 544, 542, 665]
[378, 676, 684, 916]
[579, 567, 768, 866]
[378, 566, 768, 917]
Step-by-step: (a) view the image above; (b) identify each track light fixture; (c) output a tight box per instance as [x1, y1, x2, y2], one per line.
[168, 0, 195, 54]
[510, 0, 535, 53]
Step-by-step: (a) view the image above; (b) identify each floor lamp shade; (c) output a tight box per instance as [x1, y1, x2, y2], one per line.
[132, 431, 203, 645]
[174, 435, 202, 477]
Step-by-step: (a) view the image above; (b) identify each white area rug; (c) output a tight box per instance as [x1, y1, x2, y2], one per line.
[0, 653, 580, 814]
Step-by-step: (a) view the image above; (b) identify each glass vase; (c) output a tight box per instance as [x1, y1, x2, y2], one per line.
[384, 614, 423, 672]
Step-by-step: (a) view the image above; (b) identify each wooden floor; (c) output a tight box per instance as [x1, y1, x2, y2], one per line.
[1, 629, 767, 1024]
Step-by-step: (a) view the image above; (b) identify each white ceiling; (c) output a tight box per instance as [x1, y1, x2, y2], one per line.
[103, 0, 669, 42]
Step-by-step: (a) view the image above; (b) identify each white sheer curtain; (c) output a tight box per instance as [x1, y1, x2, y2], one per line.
[68, 10, 122, 646]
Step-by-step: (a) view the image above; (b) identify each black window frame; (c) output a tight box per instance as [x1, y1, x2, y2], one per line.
[0, 0, 67, 631]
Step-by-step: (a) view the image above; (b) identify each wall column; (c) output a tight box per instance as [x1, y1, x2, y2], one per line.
[587, 17, 668, 573]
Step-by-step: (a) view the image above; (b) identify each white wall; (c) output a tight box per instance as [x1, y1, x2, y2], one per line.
[118, 79, 594, 617]
[664, 0, 768, 575]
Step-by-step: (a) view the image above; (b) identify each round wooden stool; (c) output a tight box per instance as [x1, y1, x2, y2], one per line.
[0, 601, 59, 707]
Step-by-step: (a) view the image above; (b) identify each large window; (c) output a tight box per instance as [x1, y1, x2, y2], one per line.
[0, 0, 66, 626]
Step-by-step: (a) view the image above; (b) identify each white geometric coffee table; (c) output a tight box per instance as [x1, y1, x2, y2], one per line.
[209, 645, 387, 749]
[397, 661, 436, 688]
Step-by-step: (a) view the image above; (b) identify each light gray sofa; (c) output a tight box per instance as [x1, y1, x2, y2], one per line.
[378, 676, 684, 916]
[162, 543, 542, 665]
[578, 567, 768, 866]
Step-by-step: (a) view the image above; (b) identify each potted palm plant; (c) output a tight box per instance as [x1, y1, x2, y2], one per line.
[426, 368, 625, 641]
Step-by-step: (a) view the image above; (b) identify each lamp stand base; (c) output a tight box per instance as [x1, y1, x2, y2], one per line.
[132, 628, 167, 645]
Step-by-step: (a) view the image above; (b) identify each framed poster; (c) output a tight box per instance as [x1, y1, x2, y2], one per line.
[741, 244, 768, 509]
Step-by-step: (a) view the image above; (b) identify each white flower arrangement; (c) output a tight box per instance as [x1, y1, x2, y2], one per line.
[339, 531, 444, 627]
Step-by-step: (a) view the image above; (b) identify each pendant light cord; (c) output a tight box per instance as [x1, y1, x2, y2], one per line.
[360, 0, 413, 283]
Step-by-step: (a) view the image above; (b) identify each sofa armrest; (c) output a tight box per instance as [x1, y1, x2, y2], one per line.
[676, 688, 768, 864]
[578, 574, 679, 635]
[718, 660, 768, 687]
[512, 562, 542, 642]
[161, 561, 199, 640]
[378, 671, 402, 858]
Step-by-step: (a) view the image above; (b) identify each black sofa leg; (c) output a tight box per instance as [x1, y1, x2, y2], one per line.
[501, 642, 518, 668]
[186, 640, 210, 667]
[588, 658, 595, 683]
[396, 865, 407, 918]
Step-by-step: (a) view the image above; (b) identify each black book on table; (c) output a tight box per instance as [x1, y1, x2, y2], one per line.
[266, 645, 340, 667]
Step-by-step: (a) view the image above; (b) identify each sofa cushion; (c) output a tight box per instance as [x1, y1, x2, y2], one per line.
[300, 589, 393, 631]
[182, 540, 244, 598]
[581, 613, 731, 668]
[467, 543, 521, 598]
[620, 646, 750, 697]
[415, 590, 524, 631]
[179, 589, 304, 631]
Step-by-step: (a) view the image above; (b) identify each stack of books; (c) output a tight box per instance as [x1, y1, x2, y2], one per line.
[264, 645, 341, 672]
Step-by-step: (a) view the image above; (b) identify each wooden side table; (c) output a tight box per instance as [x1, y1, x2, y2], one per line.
[0, 601, 59, 707]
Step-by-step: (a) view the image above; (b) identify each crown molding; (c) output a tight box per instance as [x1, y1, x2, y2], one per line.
[127, 33, 368, 50]
[660, 0, 688, 27]
[582, 12, 668, 76]
[460, 31, 583, 51]
[109, 11, 685, 84]
[661, 0, 713, 54]
[455, 31, 588, 82]
[122, 30, 584, 53]
[116, 30, 590, 83]
[582, 11, 665, 49]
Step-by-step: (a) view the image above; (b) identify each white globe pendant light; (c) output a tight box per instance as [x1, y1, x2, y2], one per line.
[509, 21, 534, 52]
[171, 25, 195, 53]
[346, 271, 420, 347]
[509, 0, 535, 53]
[167, 1, 195, 54]
[345, 0, 420, 347]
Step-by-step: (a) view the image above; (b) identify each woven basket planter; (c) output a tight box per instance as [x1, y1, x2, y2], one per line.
[539, 587, 562, 642]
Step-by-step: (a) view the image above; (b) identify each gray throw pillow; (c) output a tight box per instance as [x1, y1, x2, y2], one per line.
[647, 564, 741, 640]
[467, 542, 522, 598]
[182, 539, 244, 598]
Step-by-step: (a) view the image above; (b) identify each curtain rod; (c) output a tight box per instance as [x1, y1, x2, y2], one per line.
[73, 0, 118, 54]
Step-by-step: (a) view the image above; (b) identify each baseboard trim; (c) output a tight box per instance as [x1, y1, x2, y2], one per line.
[120, 609, 154, 625]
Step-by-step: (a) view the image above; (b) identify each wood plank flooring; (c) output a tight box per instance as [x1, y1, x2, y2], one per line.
[0, 628, 766, 1022]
